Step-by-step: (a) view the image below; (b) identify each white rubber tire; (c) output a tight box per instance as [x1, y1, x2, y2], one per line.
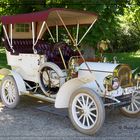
[69, 87, 105, 135]
[120, 91, 140, 117]
[0, 75, 20, 109]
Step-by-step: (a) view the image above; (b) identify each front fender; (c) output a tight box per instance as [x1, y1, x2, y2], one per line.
[55, 77, 99, 108]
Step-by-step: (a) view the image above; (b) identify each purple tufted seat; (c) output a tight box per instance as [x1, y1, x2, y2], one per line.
[2, 38, 79, 69]
[35, 40, 53, 56]
[11, 39, 34, 54]
[2, 39, 53, 56]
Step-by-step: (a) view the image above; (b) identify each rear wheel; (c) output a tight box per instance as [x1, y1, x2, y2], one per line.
[0, 75, 20, 109]
[120, 91, 140, 117]
[69, 88, 105, 135]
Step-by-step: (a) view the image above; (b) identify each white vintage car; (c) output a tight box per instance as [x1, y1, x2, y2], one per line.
[0, 8, 139, 135]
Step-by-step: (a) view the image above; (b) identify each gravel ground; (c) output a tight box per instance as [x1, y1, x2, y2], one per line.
[0, 96, 139, 140]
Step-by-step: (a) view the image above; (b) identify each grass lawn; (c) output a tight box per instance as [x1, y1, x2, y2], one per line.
[0, 48, 9, 69]
[0, 47, 140, 71]
[104, 52, 140, 70]
[0, 74, 4, 80]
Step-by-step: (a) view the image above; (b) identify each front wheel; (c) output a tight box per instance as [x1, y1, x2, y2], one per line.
[0, 75, 20, 109]
[69, 88, 105, 135]
[120, 92, 140, 117]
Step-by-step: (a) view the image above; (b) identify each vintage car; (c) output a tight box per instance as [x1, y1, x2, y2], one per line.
[0, 8, 139, 135]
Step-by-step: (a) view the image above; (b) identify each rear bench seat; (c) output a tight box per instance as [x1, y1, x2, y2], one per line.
[2, 39, 52, 55]
[12, 39, 53, 55]
[12, 39, 34, 54]
[48, 42, 80, 69]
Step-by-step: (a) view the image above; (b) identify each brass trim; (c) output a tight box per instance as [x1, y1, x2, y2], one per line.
[113, 64, 133, 88]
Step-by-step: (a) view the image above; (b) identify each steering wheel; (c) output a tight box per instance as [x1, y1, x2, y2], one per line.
[53, 42, 67, 51]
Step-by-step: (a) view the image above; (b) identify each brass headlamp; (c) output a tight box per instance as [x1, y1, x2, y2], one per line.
[135, 73, 140, 81]
[134, 73, 140, 88]
[103, 75, 120, 91]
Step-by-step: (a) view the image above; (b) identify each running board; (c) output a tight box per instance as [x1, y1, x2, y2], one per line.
[36, 104, 68, 117]
[24, 93, 55, 103]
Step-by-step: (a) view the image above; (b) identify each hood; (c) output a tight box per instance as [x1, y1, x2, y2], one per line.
[79, 62, 119, 73]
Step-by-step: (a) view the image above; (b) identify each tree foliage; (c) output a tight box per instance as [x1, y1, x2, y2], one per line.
[114, 0, 140, 52]
[0, 0, 139, 52]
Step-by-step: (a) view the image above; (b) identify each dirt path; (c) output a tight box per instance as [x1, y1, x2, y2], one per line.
[0, 96, 139, 140]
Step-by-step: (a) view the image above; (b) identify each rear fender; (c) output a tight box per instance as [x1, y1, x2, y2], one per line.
[55, 77, 99, 108]
[10, 71, 27, 95]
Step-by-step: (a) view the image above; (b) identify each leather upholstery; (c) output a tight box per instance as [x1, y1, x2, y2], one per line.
[3, 39, 79, 69]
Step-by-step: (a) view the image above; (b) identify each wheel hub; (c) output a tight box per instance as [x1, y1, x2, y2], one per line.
[83, 106, 90, 116]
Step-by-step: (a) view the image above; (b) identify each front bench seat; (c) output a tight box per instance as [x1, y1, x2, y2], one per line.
[49, 42, 80, 69]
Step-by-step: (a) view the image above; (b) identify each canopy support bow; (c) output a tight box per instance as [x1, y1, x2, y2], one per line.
[3, 24, 15, 53]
